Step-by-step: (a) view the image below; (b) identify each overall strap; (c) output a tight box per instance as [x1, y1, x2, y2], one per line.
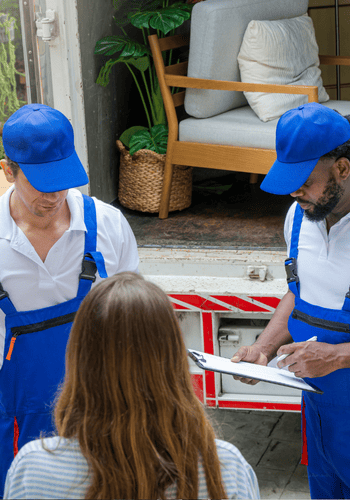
[285, 203, 304, 297]
[77, 195, 108, 298]
[0, 282, 17, 315]
[342, 291, 350, 312]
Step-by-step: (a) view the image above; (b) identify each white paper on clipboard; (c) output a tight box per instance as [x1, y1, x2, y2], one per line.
[188, 349, 323, 394]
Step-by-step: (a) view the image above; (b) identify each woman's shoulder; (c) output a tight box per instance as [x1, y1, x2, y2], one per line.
[4, 437, 89, 499]
[214, 439, 260, 500]
[9, 436, 80, 463]
[214, 438, 252, 472]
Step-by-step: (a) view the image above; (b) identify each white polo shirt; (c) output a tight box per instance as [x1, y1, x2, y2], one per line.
[0, 187, 139, 368]
[284, 201, 350, 309]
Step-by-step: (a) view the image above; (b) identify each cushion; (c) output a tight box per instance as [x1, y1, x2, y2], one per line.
[237, 15, 329, 122]
[179, 101, 350, 149]
[180, 106, 278, 149]
[184, 0, 309, 119]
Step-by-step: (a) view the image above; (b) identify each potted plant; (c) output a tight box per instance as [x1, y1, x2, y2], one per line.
[94, 0, 195, 213]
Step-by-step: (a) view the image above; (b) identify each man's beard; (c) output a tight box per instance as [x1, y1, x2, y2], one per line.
[301, 174, 344, 222]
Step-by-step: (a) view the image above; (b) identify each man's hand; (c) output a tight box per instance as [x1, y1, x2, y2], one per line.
[277, 341, 339, 378]
[231, 345, 268, 385]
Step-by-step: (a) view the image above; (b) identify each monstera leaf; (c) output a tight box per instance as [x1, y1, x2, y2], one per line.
[96, 55, 149, 87]
[128, 3, 192, 35]
[129, 124, 168, 155]
[119, 126, 148, 148]
[95, 36, 150, 58]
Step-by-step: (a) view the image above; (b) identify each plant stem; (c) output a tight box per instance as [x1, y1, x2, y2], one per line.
[142, 27, 155, 99]
[125, 62, 153, 131]
[141, 70, 156, 124]
[141, 26, 148, 47]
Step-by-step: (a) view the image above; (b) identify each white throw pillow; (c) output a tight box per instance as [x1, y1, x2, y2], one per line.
[237, 15, 329, 122]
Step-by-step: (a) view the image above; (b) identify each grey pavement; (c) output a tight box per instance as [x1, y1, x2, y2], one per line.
[206, 409, 310, 500]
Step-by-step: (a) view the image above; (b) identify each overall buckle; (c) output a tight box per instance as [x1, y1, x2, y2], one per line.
[0, 283, 9, 300]
[285, 257, 299, 284]
[79, 257, 97, 282]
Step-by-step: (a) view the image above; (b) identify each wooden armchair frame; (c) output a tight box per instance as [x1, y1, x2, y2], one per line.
[149, 34, 350, 219]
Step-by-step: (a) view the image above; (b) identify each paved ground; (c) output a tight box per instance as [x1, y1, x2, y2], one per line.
[206, 409, 310, 500]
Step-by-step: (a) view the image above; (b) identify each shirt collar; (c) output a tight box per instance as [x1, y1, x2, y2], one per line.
[0, 186, 15, 240]
[0, 187, 86, 241]
[66, 189, 87, 233]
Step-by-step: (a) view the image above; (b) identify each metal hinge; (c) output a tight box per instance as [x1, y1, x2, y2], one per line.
[247, 265, 267, 282]
[36, 9, 56, 42]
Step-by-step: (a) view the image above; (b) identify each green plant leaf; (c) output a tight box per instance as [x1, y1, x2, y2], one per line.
[129, 124, 168, 155]
[129, 130, 153, 156]
[149, 8, 189, 34]
[96, 55, 150, 87]
[127, 11, 154, 29]
[128, 5, 192, 34]
[94, 36, 150, 58]
[119, 126, 148, 148]
[127, 56, 150, 73]
[150, 124, 168, 154]
[96, 57, 119, 87]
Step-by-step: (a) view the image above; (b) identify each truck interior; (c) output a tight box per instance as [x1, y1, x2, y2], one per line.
[112, 174, 292, 249]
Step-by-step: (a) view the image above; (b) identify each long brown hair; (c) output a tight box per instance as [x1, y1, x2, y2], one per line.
[55, 272, 226, 499]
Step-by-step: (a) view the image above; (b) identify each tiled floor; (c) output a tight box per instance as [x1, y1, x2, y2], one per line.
[206, 409, 310, 500]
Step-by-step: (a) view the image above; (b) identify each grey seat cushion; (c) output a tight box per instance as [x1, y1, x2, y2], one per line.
[179, 101, 350, 149]
[185, 0, 309, 119]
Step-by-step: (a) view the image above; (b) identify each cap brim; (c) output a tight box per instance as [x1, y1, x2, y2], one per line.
[18, 150, 89, 193]
[260, 156, 319, 195]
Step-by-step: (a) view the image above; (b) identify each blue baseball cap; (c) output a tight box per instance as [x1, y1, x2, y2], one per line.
[260, 103, 350, 195]
[2, 103, 89, 193]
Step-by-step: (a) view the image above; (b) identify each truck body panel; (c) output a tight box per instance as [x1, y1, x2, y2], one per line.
[139, 247, 301, 412]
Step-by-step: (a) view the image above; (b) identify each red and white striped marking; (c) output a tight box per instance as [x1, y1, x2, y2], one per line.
[169, 294, 279, 313]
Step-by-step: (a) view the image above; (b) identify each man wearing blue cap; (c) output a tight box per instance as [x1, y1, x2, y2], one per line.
[0, 104, 139, 496]
[232, 102, 350, 499]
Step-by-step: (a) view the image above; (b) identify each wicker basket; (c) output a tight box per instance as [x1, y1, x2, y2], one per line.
[117, 140, 192, 213]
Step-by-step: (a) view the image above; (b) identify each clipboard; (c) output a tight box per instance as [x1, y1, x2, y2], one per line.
[188, 349, 323, 394]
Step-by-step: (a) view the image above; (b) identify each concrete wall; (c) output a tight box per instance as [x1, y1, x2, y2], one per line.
[77, 0, 149, 202]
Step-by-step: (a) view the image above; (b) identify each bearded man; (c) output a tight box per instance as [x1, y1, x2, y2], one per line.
[232, 102, 350, 500]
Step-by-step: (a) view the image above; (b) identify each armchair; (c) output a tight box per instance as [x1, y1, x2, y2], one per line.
[149, 0, 350, 219]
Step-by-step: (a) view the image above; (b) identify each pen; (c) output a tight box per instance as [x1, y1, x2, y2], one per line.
[277, 336, 318, 364]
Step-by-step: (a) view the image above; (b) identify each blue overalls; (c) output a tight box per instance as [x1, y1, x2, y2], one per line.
[0, 194, 107, 497]
[286, 203, 350, 499]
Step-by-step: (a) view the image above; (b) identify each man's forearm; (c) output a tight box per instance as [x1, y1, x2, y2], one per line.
[335, 342, 350, 370]
[254, 290, 295, 362]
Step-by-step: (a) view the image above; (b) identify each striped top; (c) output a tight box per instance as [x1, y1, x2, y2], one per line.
[4, 437, 260, 499]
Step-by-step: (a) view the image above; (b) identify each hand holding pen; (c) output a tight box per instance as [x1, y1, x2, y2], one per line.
[276, 335, 343, 378]
[276, 336, 318, 368]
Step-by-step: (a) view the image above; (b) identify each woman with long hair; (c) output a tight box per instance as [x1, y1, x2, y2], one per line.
[4, 272, 259, 500]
